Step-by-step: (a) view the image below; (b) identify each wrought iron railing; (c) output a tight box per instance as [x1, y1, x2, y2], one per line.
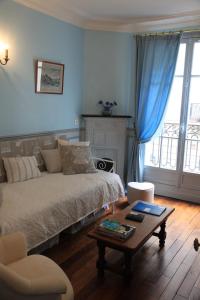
[184, 123, 200, 173]
[145, 122, 200, 173]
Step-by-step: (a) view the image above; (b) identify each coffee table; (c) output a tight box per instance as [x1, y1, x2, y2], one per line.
[88, 202, 174, 280]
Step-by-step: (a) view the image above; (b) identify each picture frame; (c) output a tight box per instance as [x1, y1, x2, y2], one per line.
[35, 60, 64, 94]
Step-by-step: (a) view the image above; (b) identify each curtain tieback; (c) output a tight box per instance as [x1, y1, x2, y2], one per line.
[135, 139, 141, 144]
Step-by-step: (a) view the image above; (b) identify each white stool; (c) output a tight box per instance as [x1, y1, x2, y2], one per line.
[127, 182, 154, 204]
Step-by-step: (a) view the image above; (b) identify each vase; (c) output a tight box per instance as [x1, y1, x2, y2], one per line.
[102, 108, 112, 116]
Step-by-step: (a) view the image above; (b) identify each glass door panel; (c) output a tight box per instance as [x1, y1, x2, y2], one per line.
[144, 37, 200, 202]
[145, 43, 186, 170]
[183, 41, 200, 173]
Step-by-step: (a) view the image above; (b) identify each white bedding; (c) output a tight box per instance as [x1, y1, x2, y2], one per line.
[0, 171, 124, 250]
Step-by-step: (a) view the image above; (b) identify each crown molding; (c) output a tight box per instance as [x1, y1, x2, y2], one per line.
[13, 0, 200, 33]
[13, 0, 86, 28]
[84, 10, 200, 33]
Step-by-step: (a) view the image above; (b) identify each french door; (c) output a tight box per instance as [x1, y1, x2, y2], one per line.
[144, 34, 200, 203]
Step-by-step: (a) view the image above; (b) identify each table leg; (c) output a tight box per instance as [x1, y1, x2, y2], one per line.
[96, 241, 106, 277]
[159, 221, 167, 248]
[124, 252, 133, 280]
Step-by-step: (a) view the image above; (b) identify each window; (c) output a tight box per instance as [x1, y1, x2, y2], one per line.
[145, 39, 200, 174]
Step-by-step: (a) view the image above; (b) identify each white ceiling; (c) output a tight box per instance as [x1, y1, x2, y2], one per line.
[14, 0, 200, 32]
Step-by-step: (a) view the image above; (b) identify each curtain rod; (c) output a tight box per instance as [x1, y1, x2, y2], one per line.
[134, 29, 200, 36]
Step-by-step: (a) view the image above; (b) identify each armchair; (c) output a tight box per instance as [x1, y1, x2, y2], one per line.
[0, 232, 74, 300]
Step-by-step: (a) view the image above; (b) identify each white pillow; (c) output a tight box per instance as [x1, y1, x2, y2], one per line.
[41, 149, 62, 173]
[3, 156, 41, 183]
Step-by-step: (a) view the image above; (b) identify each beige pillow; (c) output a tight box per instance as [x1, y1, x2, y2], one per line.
[3, 156, 41, 183]
[57, 138, 70, 146]
[57, 137, 90, 147]
[0, 158, 7, 182]
[70, 141, 90, 146]
[41, 149, 62, 173]
[60, 144, 97, 175]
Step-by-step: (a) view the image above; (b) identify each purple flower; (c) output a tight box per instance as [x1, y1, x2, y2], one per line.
[98, 100, 117, 108]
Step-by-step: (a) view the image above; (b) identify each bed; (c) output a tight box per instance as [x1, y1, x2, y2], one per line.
[0, 170, 124, 250]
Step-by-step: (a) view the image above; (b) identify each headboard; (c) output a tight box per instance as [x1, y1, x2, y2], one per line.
[0, 129, 80, 182]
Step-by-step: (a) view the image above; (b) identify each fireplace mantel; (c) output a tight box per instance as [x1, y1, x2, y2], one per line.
[82, 115, 132, 182]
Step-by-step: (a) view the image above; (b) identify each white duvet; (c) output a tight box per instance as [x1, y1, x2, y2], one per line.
[0, 171, 124, 250]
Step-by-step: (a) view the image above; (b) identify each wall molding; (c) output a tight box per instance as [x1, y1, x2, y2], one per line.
[84, 11, 200, 33]
[0, 128, 80, 141]
[14, 1, 200, 33]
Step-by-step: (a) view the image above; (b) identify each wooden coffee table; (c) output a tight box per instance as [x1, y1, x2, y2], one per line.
[88, 202, 174, 280]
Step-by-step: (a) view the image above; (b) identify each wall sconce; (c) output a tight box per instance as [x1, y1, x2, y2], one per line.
[0, 43, 9, 65]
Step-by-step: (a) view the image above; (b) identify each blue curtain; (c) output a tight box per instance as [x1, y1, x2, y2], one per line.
[131, 34, 181, 182]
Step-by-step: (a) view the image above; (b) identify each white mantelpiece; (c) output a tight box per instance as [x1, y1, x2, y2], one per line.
[82, 115, 131, 182]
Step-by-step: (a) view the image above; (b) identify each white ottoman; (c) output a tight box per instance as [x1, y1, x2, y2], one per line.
[127, 182, 154, 204]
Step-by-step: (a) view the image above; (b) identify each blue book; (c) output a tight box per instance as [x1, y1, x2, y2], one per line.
[132, 201, 166, 216]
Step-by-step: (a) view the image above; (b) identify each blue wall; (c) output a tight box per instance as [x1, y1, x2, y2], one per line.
[83, 30, 135, 115]
[0, 1, 135, 137]
[0, 0, 84, 136]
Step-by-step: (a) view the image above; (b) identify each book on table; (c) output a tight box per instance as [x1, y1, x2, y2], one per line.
[132, 200, 166, 216]
[96, 219, 136, 240]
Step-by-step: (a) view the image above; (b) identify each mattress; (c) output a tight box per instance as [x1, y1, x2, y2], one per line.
[0, 171, 124, 250]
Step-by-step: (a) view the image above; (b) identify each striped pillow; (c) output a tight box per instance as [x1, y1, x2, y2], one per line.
[2, 156, 41, 183]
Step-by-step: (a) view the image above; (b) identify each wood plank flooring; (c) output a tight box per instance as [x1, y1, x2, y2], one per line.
[44, 197, 200, 300]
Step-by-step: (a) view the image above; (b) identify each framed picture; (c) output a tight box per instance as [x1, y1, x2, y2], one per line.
[35, 60, 64, 94]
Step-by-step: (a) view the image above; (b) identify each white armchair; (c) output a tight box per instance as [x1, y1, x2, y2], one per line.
[0, 232, 74, 300]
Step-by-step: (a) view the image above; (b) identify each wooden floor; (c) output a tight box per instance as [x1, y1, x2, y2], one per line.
[45, 197, 200, 300]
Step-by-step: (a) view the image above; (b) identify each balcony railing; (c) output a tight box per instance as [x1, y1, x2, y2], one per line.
[145, 122, 200, 174]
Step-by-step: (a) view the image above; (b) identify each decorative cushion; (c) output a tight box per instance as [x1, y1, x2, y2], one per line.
[0, 158, 7, 182]
[41, 149, 62, 173]
[57, 138, 70, 146]
[60, 144, 97, 175]
[70, 141, 90, 146]
[58, 137, 90, 147]
[2, 156, 41, 183]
